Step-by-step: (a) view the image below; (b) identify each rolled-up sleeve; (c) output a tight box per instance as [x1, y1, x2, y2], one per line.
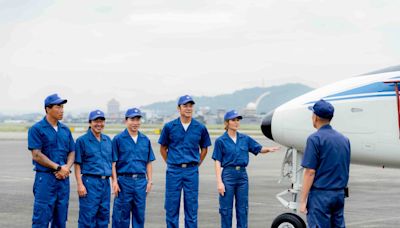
[158, 125, 169, 146]
[28, 127, 42, 151]
[212, 139, 223, 162]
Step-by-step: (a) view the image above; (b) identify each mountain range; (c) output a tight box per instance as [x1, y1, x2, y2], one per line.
[142, 83, 313, 116]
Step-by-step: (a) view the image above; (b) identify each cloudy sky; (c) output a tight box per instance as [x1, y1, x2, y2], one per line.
[1, 0, 399, 114]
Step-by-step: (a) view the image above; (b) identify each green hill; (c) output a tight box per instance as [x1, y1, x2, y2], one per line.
[143, 83, 313, 115]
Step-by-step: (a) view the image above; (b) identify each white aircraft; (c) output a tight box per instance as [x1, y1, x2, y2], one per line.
[261, 65, 400, 228]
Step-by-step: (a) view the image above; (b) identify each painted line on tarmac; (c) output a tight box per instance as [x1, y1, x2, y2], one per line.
[347, 216, 400, 227]
[0, 175, 33, 182]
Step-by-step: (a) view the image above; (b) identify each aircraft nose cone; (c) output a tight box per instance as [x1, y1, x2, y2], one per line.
[261, 110, 274, 140]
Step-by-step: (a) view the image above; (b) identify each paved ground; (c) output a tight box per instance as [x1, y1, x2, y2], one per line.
[0, 134, 400, 227]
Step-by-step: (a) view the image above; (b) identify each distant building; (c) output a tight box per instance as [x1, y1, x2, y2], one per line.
[241, 91, 270, 125]
[216, 109, 226, 124]
[107, 98, 123, 123]
[241, 105, 259, 124]
[107, 98, 120, 116]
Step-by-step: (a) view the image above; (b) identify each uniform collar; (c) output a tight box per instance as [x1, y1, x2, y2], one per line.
[172, 117, 199, 126]
[87, 128, 106, 141]
[122, 128, 144, 138]
[222, 131, 244, 139]
[319, 124, 332, 131]
[41, 116, 63, 129]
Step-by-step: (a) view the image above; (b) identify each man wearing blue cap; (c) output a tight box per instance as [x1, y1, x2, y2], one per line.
[112, 108, 155, 228]
[74, 110, 114, 227]
[300, 99, 351, 228]
[158, 95, 211, 228]
[28, 93, 75, 228]
[212, 110, 279, 228]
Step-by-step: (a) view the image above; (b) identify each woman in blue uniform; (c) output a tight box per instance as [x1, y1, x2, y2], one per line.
[212, 110, 279, 228]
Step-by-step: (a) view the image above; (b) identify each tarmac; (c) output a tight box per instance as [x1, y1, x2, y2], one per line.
[0, 133, 400, 227]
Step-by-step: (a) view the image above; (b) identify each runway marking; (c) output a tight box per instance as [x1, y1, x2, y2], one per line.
[347, 216, 400, 227]
[0, 175, 33, 182]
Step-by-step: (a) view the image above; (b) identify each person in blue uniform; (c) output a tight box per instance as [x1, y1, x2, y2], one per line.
[27, 93, 75, 228]
[74, 110, 114, 228]
[112, 108, 155, 228]
[300, 99, 351, 228]
[212, 110, 279, 228]
[158, 95, 212, 228]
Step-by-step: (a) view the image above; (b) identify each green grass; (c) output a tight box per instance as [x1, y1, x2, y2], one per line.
[0, 123, 30, 132]
[0, 122, 262, 136]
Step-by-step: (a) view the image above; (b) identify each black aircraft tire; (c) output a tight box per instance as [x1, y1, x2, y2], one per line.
[270, 213, 306, 228]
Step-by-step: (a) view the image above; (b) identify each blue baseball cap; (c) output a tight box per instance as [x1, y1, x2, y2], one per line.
[125, 108, 142, 118]
[308, 99, 334, 119]
[44, 93, 67, 107]
[224, 110, 243, 121]
[89, 109, 105, 121]
[178, 95, 195, 106]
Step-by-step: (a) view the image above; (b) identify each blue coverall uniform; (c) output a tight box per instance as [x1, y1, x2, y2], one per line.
[112, 129, 155, 228]
[75, 129, 113, 228]
[28, 117, 75, 228]
[212, 131, 262, 228]
[302, 124, 351, 228]
[158, 118, 211, 228]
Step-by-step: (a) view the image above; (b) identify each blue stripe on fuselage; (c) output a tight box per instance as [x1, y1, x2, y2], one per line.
[326, 82, 397, 98]
[305, 93, 396, 105]
[304, 81, 399, 105]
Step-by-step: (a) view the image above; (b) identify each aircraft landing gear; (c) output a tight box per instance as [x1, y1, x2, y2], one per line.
[271, 148, 306, 228]
[271, 213, 306, 228]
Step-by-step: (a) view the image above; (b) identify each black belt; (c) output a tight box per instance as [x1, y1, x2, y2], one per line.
[224, 166, 246, 171]
[35, 170, 54, 173]
[118, 173, 146, 178]
[83, 174, 110, 179]
[170, 162, 198, 168]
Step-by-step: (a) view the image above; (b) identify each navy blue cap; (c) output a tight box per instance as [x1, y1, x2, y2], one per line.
[224, 110, 243, 121]
[89, 109, 105, 121]
[125, 108, 142, 118]
[44, 93, 67, 107]
[308, 99, 334, 119]
[178, 95, 195, 106]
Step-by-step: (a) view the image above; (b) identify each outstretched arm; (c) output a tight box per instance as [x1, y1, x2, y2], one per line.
[260, 146, 280, 154]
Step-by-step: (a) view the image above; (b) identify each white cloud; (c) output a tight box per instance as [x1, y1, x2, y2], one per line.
[0, 0, 400, 114]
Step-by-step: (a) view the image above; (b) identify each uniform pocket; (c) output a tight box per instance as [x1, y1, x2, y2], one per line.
[78, 205, 95, 225]
[189, 194, 199, 214]
[104, 142, 113, 162]
[188, 132, 201, 143]
[33, 176, 43, 195]
[131, 146, 149, 162]
[219, 208, 229, 216]
[112, 200, 130, 224]
[239, 145, 249, 152]
[84, 143, 99, 159]
[32, 201, 50, 225]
